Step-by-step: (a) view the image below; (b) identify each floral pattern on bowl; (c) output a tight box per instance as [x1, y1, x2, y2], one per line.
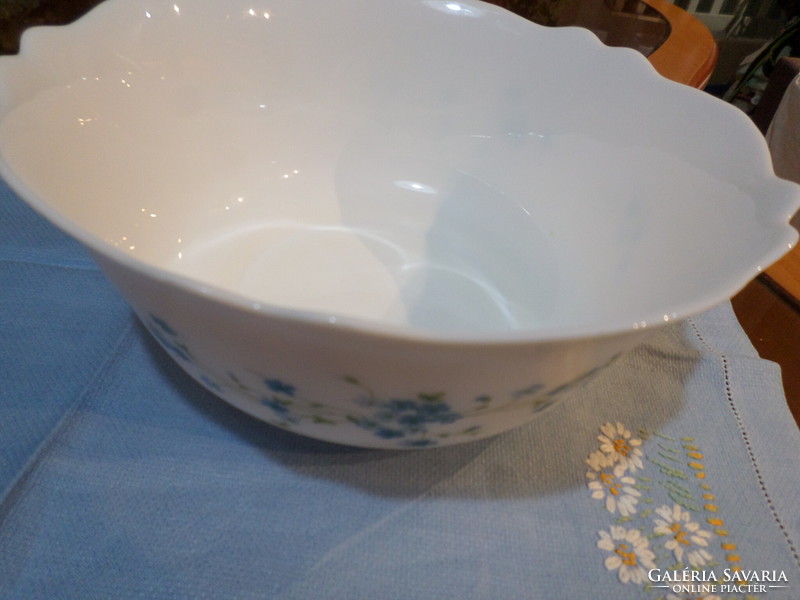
[143, 313, 593, 448]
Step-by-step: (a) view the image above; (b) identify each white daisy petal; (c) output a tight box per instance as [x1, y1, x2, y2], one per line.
[597, 526, 655, 585]
[652, 504, 715, 565]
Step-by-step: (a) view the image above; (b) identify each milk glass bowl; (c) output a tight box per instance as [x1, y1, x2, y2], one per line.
[1, 0, 798, 448]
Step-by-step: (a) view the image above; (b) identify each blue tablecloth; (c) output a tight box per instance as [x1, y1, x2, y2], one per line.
[2, 178, 799, 599]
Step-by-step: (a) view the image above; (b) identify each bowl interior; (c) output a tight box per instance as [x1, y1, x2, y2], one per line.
[1, 0, 797, 337]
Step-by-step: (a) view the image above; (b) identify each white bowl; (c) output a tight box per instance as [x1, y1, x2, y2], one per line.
[1, 0, 798, 448]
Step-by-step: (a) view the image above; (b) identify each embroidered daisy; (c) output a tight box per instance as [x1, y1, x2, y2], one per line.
[653, 504, 714, 567]
[597, 422, 644, 474]
[586, 449, 611, 471]
[597, 526, 656, 584]
[586, 469, 641, 516]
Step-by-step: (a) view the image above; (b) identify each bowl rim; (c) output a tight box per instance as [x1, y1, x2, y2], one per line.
[1, 0, 799, 346]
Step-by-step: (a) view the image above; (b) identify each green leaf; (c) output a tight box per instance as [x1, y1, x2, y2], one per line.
[312, 416, 336, 425]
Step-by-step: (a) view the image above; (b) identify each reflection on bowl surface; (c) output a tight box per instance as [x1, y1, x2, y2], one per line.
[1, 0, 798, 447]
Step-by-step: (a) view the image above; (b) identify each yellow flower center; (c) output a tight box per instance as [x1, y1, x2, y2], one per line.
[615, 543, 638, 566]
[599, 473, 621, 495]
[613, 437, 631, 456]
[669, 523, 691, 546]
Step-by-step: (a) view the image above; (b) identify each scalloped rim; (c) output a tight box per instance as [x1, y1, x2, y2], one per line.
[1, 0, 798, 345]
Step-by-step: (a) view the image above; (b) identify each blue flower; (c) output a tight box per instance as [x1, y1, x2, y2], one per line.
[264, 378, 296, 396]
[386, 397, 461, 426]
[150, 315, 177, 336]
[198, 374, 222, 393]
[374, 428, 405, 439]
[396, 413, 427, 427]
[349, 393, 462, 445]
[262, 398, 290, 414]
[146, 315, 191, 362]
[387, 399, 418, 412]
